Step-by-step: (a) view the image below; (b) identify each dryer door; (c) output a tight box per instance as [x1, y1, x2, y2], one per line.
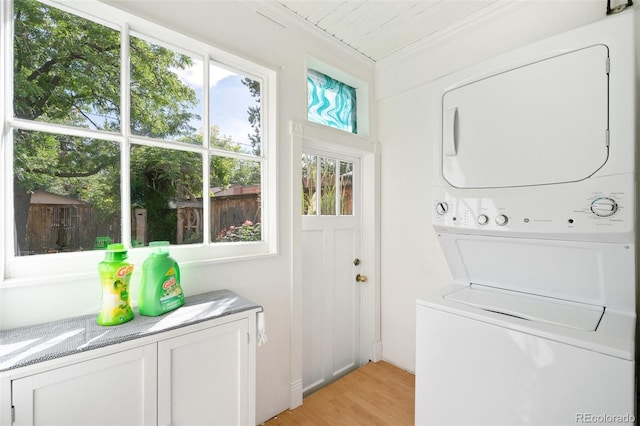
[442, 45, 609, 188]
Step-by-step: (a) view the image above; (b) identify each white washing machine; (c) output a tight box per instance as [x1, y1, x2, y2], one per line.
[417, 10, 636, 426]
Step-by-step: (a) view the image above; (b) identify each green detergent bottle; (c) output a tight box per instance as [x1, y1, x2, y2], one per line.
[97, 244, 135, 326]
[139, 241, 184, 316]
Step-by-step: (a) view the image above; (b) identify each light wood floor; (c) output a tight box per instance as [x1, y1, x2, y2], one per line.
[262, 361, 415, 425]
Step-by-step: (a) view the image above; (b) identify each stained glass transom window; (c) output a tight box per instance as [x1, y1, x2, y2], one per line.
[307, 69, 357, 134]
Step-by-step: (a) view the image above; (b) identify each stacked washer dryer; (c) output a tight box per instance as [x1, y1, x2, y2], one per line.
[416, 10, 636, 426]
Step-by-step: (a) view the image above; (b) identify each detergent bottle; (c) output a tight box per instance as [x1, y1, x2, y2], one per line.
[97, 243, 135, 326]
[139, 241, 184, 316]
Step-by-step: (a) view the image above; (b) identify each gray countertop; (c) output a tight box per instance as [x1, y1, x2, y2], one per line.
[0, 289, 261, 372]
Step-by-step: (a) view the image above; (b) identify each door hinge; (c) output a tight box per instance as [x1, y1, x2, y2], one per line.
[605, 129, 610, 147]
[606, 57, 610, 74]
[247, 333, 250, 344]
[11, 406, 15, 423]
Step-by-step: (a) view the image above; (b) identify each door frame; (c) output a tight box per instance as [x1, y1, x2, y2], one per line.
[289, 120, 380, 408]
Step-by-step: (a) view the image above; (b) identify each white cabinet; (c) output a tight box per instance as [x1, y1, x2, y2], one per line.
[158, 319, 251, 426]
[4, 314, 256, 426]
[11, 345, 157, 426]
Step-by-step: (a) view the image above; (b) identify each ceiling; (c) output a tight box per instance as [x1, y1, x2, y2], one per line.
[273, 1, 520, 62]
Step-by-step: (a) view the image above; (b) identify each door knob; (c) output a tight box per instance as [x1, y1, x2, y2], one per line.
[356, 274, 367, 283]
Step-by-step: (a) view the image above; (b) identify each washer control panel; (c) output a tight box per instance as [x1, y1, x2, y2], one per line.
[432, 176, 634, 241]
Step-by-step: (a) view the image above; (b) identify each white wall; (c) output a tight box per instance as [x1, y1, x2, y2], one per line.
[377, 2, 638, 373]
[0, 1, 376, 423]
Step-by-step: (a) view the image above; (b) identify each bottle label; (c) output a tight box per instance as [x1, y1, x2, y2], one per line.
[160, 266, 183, 306]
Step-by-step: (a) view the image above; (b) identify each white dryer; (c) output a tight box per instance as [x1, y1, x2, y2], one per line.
[417, 10, 636, 426]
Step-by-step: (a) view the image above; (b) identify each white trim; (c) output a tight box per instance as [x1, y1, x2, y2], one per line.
[289, 379, 303, 410]
[290, 120, 378, 399]
[372, 340, 383, 363]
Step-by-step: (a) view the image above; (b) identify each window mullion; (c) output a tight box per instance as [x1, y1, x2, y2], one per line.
[2, 0, 11, 269]
[335, 161, 341, 216]
[120, 23, 132, 248]
[202, 54, 211, 244]
[315, 156, 321, 216]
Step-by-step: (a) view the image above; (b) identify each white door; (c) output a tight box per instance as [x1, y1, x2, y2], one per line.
[301, 151, 364, 395]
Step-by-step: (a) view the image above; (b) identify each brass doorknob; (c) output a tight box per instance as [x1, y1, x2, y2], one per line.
[356, 274, 367, 283]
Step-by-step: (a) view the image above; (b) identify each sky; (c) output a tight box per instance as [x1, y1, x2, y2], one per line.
[174, 60, 257, 151]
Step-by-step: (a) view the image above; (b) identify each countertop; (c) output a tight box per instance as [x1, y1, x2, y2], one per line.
[0, 289, 261, 372]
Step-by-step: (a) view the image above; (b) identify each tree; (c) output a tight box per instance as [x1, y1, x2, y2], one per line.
[12, 0, 199, 252]
[241, 77, 261, 156]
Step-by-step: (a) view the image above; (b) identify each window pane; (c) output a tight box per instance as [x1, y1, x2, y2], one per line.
[130, 36, 202, 143]
[13, 0, 120, 131]
[302, 154, 317, 216]
[320, 158, 336, 216]
[211, 157, 262, 242]
[14, 130, 121, 255]
[339, 160, 354, 215]
[307, 69, 357, 134]
[130, 145, 203, 245]
[209, 63, 261, 155]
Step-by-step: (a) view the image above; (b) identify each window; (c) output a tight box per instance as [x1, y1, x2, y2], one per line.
[307, 69, 357, 134]
[302, 154, 354, 216]
[4, 0, 275, 278]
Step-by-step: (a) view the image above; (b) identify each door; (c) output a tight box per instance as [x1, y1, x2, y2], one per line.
[12, 345, 157, 426]
[157, 319, 250, 426]
[442, 45, 609, 188]
[301, 151, 363, 395]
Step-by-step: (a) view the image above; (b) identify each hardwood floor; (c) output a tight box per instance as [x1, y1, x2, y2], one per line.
[262, 361, 415, 425]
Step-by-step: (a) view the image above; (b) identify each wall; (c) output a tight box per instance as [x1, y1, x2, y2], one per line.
[377, 2, 637, 373]
[0, 1, 376, 423]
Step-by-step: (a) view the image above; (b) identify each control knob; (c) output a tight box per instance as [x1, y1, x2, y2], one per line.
[495, 214, 509, 226]
[590, 197, 618, 217]
[477, 214, 489, 225]
[435, 202, 448, 215]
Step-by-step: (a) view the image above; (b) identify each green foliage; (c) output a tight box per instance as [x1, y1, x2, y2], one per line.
[241, 77, 261, 156]
[11, 0, 262, 252]
[215, 221, 261, 242]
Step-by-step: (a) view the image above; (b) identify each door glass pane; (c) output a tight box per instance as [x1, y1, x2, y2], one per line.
[320, 158, 336, 216]
[13, 0, 121, 131]
[302, 154, 317, 216]
[14, 130, 121, 255]
[130, 145, 203, 245]
[339, 160, 353, 215]
[130, 36, 203, 143]
[211, 157, 262, 242]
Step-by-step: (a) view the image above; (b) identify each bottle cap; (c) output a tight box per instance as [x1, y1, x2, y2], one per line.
[149, 241, 170, 255]
[104, 243, 128, 261]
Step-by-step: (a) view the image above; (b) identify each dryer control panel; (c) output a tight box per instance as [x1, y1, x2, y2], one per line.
[432, 174, 634, 243]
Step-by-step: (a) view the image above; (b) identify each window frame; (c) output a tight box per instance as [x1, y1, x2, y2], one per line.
[1, 0, 278, 283]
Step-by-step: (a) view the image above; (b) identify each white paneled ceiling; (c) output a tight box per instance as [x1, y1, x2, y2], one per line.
[274, 1, 517, 62]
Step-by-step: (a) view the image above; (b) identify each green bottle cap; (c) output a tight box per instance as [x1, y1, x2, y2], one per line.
[104, 243, 128, 261]
[149, 241, 170, 256]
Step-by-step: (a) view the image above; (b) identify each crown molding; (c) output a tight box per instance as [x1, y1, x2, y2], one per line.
[242, 0, 375, 68]
[375, 1, 532, 67]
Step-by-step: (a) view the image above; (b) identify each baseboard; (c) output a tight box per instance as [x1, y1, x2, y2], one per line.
[289, 379, 303, 409]
[372, 340, 383, 362]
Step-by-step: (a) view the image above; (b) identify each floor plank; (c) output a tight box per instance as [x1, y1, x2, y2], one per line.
[262, 361, 415, 425]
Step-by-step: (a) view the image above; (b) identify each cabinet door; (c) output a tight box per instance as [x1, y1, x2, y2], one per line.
[157, 319, 250, 426]
[12, 345, 157, 426]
